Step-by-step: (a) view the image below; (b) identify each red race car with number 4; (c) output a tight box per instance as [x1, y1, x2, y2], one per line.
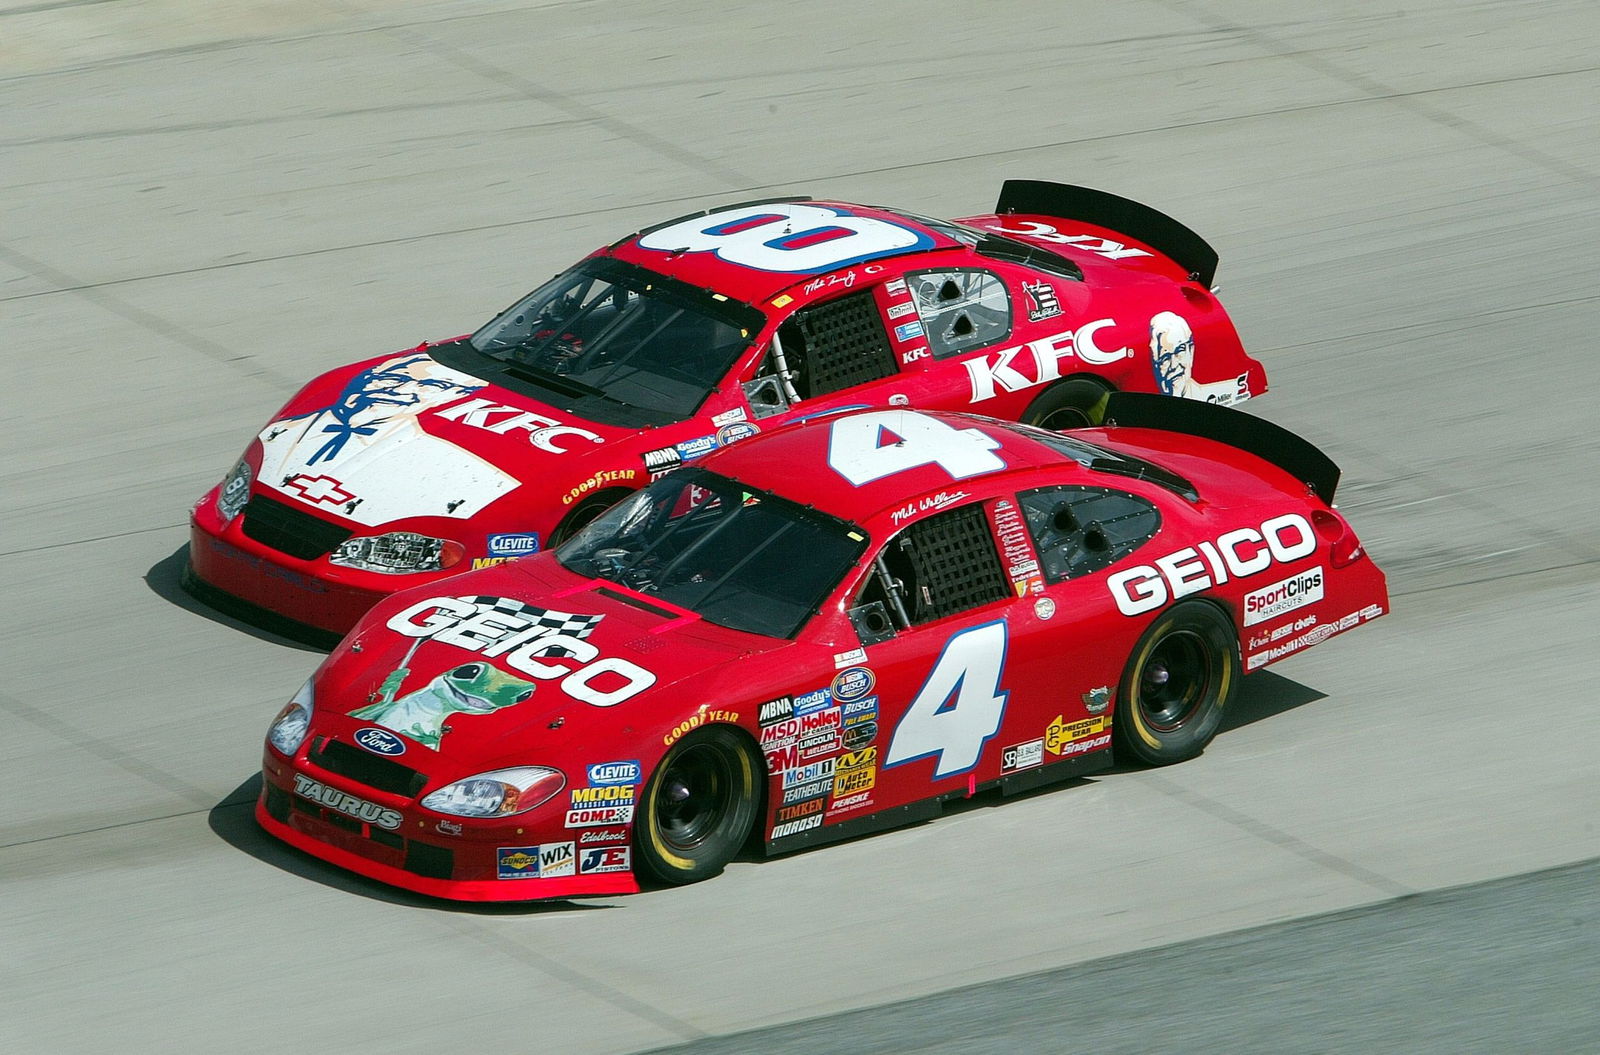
[256, 395, 1382, 902]
[191, 181, 1265, 640]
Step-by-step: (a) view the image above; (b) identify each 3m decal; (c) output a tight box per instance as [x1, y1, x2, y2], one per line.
[827, 410, 1004, 487]
[637, 203, 935, 274]
[292, 775, 403, 830]
[886, 621, 1009, 778]
[1108, 514, 1317, 616]
[382, 595, 655, 707]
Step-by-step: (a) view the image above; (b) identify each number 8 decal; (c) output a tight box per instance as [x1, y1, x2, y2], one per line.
[637, 203, 935, 274]
[886, 621, 1009, 778]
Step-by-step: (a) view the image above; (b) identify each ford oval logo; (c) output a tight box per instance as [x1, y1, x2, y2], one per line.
[354, 727, 406, 756]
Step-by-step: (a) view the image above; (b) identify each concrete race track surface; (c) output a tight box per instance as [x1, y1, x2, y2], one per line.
[2, 2, 1597, 1052]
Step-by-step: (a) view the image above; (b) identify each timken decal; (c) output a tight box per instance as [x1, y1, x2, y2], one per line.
[1108, 514, 1317, 616]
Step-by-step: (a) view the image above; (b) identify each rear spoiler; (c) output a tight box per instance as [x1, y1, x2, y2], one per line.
[995, 180, 1219, 287]
[1103, 392, 1340, 502]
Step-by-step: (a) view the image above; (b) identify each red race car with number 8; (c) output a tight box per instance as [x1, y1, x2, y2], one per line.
[256, 395, 1384, 901]
[190, 181, 1265, 642]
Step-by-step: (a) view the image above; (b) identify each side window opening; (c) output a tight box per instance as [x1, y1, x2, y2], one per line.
[907, 269, 1011, 359]
[745, 289, 897, 416]
[856, 503, 1012, 632]
[1019, 486, 1162, 583]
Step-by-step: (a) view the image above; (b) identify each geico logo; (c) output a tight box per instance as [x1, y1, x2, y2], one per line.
[386, 596, 654, 707]
[1108, 513, 1317, 617]
[571, 785, 636, 805]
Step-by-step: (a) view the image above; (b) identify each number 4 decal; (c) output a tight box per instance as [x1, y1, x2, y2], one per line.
[886, 621, 1009, 778]
[827, 410, 1005, 486]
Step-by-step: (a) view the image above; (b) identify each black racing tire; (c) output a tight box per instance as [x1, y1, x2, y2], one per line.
[1112, 602, 1239, 766]
[1021, 378, 1113, 431]
[548, 489, 630, 547]
[635, 726, 761, 885]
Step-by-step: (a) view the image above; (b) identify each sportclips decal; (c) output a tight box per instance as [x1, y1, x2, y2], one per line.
[636, 203, 935, 274]
[382, 595, 656, 707]
[1108, 514, 1317, 616]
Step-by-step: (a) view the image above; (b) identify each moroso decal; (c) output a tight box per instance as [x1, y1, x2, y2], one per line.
[1108, 514, 1317, 617]
[382, 595, 655, 708]
[293, 774, 401, 830]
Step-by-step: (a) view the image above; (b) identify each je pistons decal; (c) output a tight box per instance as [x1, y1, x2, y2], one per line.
[381, 595, 656, 708]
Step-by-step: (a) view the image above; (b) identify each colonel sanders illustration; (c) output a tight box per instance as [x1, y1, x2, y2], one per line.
[255, 353, 518, 526]
[1149, 311, 1249, 404]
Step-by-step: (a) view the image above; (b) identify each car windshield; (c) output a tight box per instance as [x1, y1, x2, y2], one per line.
[555, 469, 867, 638]
[470, 259, 760, 420]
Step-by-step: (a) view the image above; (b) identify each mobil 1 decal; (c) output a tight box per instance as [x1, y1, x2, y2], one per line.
[885, 621, 1009, 779]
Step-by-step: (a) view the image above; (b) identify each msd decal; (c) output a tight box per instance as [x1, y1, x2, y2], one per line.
[383, 595, 656, 707]
[965, 320, 1130, 402]
[433, 398, 603, 454]
[1107, 514, 1317, 617]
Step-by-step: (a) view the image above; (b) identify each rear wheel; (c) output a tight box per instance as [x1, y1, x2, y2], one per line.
[1113, 602, 1238, 765]
[1022, 378, 1112, 431]
[635, 726, 760, 885]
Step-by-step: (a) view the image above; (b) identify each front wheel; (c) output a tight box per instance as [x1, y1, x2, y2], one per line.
[1021, 378, 1112, 431]
[1112, 602, 1239, 766]
[635, 726, 761, 885]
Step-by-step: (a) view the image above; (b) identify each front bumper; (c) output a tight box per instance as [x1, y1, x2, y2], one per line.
[256, 750, 639, 903]
[188, 491, 425, 638]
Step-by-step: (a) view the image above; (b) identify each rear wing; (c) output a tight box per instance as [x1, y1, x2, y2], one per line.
[995, 180, 1219, 287]
[1103, 392, 1340, 502]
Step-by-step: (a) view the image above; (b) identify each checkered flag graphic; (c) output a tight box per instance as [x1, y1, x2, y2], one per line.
[462, 596, 603, 641]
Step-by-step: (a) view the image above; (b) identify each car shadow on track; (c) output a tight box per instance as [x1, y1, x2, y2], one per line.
[207, 774, 613, 913]
[145, 545, 327, 653]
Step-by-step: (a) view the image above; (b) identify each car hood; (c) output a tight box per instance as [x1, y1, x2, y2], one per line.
[253, 344, 654, 528]
[315, 555, 786, 770]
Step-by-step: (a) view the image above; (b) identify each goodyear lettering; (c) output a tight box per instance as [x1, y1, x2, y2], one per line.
[292, 774, 402, 830]
[561, 468, 640, 506]
[1108, 513, 1317, 616]
[663, 708, 739, 747]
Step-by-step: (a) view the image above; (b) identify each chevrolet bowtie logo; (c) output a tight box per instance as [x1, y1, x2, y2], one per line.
[284, 473, 355, 505]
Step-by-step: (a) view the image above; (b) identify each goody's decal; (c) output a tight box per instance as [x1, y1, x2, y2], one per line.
[379, 594, 656, 709]
[1108, 514, 1317, 617]
[487, 533, 540, 557]
[587, 761, 642, 786]
[636, 203, 936, 274]
[352, 727, 406, 756]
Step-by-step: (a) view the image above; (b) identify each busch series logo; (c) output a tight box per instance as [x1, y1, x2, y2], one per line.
[1108, 514, 1317, 617]
[1243, 568, 1325, 626]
